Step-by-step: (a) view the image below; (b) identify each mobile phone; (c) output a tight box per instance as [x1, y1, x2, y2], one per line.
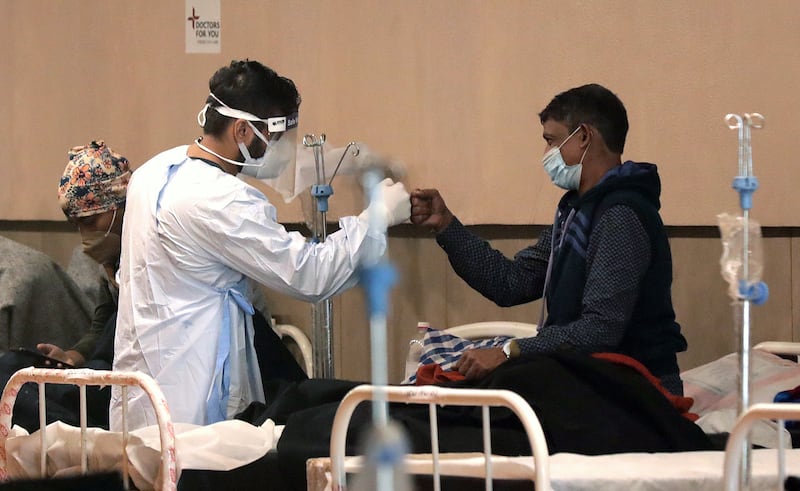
[12, 347, 74, 369]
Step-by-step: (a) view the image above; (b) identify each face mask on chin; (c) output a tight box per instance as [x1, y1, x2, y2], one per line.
[238, 130, 268, 164]
[541, 126, 590, 191]
[195, 93, 299, 180]
[235, 121, 271, 167]
[238, 132, 295, 180]
[195, 122, 291, 180]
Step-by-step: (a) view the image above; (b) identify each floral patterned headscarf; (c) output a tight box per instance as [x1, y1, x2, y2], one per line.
[58, 141, 131, 219]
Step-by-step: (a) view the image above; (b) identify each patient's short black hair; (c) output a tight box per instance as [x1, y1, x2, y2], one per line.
[539, 84, 628, 154]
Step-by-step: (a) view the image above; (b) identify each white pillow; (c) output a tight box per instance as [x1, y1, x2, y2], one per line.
[682, 349, 800, 416]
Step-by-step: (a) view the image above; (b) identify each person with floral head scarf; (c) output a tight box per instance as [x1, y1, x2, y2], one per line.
[58, 140, 130, 285]
[0, 141, 131, 433]
[40, 141, 131, 367]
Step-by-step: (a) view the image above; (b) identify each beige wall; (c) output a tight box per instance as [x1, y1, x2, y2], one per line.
[3, 1, 798, 384]
[6, 225, 793, 383]
[3, 1, 800, 225]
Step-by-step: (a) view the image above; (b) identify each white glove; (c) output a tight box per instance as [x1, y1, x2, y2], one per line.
[358, 178, 411, 227]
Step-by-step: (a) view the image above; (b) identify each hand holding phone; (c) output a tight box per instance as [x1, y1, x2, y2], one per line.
[13, 347, 74, 369]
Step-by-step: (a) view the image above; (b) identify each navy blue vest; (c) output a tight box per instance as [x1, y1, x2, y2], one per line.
[545, 185, 687, 377]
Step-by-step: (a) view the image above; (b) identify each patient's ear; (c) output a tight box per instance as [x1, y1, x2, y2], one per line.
[579, 124, 593, 146]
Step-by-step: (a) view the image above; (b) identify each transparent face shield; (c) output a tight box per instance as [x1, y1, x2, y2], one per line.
[196, 93, 299, 180]
[254, 113, 299, 180]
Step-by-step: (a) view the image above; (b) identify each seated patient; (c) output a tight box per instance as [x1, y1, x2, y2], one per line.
[411, 84, 688, 395]
[43, 140, 132, 366]
[0, 141, 127, 358]
[0, 141, 130, 431]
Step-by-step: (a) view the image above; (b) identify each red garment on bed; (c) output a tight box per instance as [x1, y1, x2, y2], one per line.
[416, 353, 697, 421]
[592, 352, 698, 421]
[415, 363, 466, 385]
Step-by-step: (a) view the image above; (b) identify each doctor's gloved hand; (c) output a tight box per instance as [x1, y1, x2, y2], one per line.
[358, 178, 411, 227]
[410, 188, 453, 234]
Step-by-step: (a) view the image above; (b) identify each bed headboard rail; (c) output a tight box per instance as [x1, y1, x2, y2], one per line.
[0, 367, 177, 491]
[329, 384, 549, 490]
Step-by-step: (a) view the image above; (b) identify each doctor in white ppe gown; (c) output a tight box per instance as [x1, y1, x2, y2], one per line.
[110, 60, 410, 431]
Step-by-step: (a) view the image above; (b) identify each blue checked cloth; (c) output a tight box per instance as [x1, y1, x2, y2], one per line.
[401, 327, 511, 385]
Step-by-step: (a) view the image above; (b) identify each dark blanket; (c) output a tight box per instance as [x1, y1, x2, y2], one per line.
[267, 350, 714, 491]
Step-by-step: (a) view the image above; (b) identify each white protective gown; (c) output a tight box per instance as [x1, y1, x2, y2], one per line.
[110, 146, 386, 431]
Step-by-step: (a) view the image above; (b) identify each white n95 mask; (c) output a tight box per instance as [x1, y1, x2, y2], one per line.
[542, 126, 589, 191]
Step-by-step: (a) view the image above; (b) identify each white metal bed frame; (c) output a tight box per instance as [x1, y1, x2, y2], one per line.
[324, 387, 800, 491]
[443, 321, 538, 340]
[322, 340, 800, 491]
[274, 321, 314, 376]
[754, 341, 800, 359]
[0, 367, 177, 491]
[329, 384, 550, 491]
[0, 337, 796, 490]
[0, 321, 310, 490]
[724, 402, 800, 491]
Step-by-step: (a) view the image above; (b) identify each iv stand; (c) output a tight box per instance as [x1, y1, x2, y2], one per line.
[724, 112, 768, 489]
[352, 167, 410, 491]
[302, 134, 360, 379]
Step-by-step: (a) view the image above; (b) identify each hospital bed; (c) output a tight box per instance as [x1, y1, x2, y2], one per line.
[317, 384, 549, 490]
[311, 388, 800, 491]
[2, 335, 800, 490]
[304, 337, 800, 491]
[0, 366, 177, 491]
[0, 321, 311, 490]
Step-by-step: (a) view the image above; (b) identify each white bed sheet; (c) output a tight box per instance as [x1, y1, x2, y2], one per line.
[5, 419, 282, 490]
[319, 448, 800, 491]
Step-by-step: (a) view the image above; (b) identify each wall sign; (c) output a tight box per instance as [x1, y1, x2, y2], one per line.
[185, 0, 221, 54]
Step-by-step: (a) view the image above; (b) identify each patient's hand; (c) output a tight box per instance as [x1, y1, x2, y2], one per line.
[36, 344, 85, 367]
[455, 347, 506, 380]
[410, 188, 454, 234]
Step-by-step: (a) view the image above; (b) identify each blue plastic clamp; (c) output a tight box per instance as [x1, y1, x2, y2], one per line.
[738, 280, 769, 306]
[732, 176, 759, 211]
[311, 184, 334, 213]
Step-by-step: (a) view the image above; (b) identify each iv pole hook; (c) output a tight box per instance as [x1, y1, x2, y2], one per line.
[328, 142, 361, 186]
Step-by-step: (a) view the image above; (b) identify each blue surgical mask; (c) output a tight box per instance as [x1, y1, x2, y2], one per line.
[542, 126, 590, 190]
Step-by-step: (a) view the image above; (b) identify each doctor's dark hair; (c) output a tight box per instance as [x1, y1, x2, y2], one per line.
[202, 60, 301, 137]
[538, 84, 628, 154]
